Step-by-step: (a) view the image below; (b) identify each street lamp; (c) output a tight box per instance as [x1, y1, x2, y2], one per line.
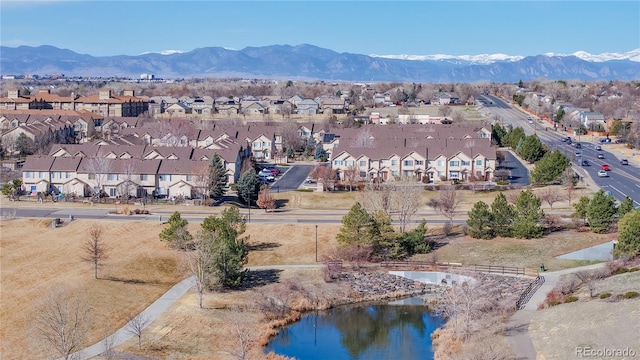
[248, 191, 251, 223]
[315, 224, 318, 262]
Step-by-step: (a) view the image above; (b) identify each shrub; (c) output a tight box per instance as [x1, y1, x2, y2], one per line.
[599, 292, 612, 299]
[564, 296, 578, 303]
[548, 301, 562, 307]
[623, 291, 639, 299]
[442, 223, 453, 236]
[629, 267, 640, 272]
[295, 189, 314, 193]
[613, 267, 630, 275]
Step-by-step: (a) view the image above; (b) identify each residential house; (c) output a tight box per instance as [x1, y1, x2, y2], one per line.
[163, 102, 192, 118]
[295, 99, 319, 115]
[74, 89, 149, 117]
[21, 156, 55, 194]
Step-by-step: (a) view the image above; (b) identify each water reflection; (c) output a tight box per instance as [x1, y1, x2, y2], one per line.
[265, 303, 443, 360]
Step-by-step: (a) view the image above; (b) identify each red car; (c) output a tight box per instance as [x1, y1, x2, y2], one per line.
[601, 164, 611, 171]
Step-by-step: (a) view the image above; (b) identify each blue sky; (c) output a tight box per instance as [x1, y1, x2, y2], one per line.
[1, 1, 638, 57]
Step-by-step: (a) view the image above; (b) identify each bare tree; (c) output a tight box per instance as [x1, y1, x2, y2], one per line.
[438, 105, 452, 118]
[392, 178, 422, 232]
[81, 224, 109, 279]
[156, 118, 192, 147]
[192, 161, 211, 202]
[84, 150, 113, 202]
[426, 197, 441, 214]
[226, 307, 258, 360]
[185, 238, 213, 308]
[308, 165, 337, 191]
[361, 181, 395, 214]
[116, 159, 137, 203]
[34, 288, 91, 360]
[126, 313, 150, 350]
[342, 165, 360, 191]
[538, 187, 566, 208]
[439, 185, 461, 225]
[351, 127, 375, 148]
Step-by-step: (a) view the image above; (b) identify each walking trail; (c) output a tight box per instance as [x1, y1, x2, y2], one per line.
[505, 262, 607, 360]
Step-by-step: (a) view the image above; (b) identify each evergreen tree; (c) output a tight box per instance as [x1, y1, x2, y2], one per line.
[573, 196, 591, 226]
[400, 221, 430, 255]
[512, 189, 544, 239]
[613, 210, 640, 257]
[587, 189, 617, 233]
[517, 135, 547, 163]
[208, 154, 228, 200]
[159, 211, 193, 249]
[15, 133, 34, 156]
[491, 123, 507, 147]
[530, 150, 571, 185]
[200, 206, 248, 288]
[236, 169, 260, 204]
[504, 127, 526, 149]
[617, 196, 635, 219]
[368, 210, 403, 259]
[491, 192, 516, 237]
[466, 201, 495, 239]
[336, 202, 373, 246]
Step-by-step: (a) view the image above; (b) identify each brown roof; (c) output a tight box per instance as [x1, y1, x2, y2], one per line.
[50, 157, 82, 172]
[22, 156, 55, 171]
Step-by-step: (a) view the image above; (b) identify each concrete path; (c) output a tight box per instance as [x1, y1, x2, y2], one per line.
[505, 263, 607, 360]
[61, 276, 195, 360]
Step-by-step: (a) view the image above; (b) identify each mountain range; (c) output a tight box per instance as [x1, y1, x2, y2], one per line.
[1, 44, 639, 83]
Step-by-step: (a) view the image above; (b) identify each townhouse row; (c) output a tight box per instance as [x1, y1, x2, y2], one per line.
[21, 143, 251, 199]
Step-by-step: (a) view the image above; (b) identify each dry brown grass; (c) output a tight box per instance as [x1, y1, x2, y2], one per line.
[0, 218, 184, 360]
[415, 231, 615, 271]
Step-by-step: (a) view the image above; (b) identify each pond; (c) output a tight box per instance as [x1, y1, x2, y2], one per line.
[265, 301, 444, 360]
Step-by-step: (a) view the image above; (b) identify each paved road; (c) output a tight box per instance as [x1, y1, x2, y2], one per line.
[480, 95, 640, 207]
[270, 164, 315, 192]
[505, 263, 608, 360]
[499, 150, 530, 186]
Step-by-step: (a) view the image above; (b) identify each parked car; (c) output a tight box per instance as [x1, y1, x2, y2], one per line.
[597, 153, 605, 159]
[597, 170, 609, 177]
[259, 173, 275, 182]
[620, 159, 629, 165]
[615, 139, 626, 144]
[258, 169, 275, 177]
[601, 164, 611, 171]
[600, 137, 612, 143]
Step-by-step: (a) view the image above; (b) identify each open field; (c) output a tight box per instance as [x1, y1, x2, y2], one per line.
[0, 219, 185, 360]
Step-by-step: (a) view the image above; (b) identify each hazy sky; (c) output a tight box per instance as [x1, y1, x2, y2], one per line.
[1, 1, 638, 57]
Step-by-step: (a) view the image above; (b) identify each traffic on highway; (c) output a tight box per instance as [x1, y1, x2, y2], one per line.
[479, 95, 640, 208]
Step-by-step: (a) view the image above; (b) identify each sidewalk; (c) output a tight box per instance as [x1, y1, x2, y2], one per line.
[505, 263, 607, 360]
[60, 276, 195, 360]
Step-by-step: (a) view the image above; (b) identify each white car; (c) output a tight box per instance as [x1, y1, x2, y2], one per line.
[597, 170, 608, 177]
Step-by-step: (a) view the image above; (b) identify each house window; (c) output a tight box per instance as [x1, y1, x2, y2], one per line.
[186, 175, 192, 181]
[437, 160, 444, 167]
[461, 161, 470, 166]
[65, 172, 71, 179]
[109, 188, 116, 197]
[262, 141, 269, 147]
[107, 174, 118, 181]
[25, 171, 33, 178]
[391, 160, 398, 166]
[391, 170, 399, 176]
[88, 173, 95, 180]
[359, 171, 367, 178]
[449, 171, 460, 179]
[449, 160, 460, 167]
[140, 174, 148, 181]
[415, 160, 424, 166]
[38, 171, 44, 178]
[159, 174, 172, 181]
[359, 160, 367, 167]
[476, 159, 483, 166]
[253, 141, 260, 148]
[403, 160, 413, 166]
[30, 185, 36, 192]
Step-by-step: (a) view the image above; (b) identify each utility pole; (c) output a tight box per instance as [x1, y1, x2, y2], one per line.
[315, 224, 318, 262]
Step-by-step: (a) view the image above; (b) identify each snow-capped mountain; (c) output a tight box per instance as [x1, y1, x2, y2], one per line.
[372, 49, 640, 64]
[1, 44, 639, 82]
